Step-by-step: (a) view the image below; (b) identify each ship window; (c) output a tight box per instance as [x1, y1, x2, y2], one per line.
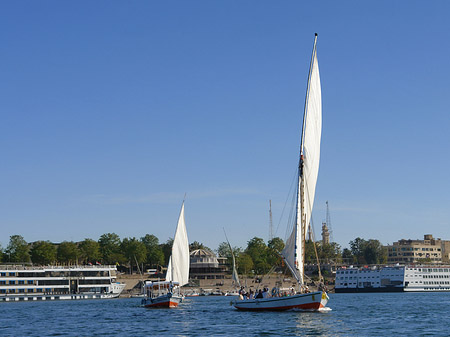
[0, 290, 5, 293]
[19, 289, 25, 293]
[9, 272, 16, 276]
[0, 273, 5, 276]
[37, 288, 43, 292]
[9, 281, 16, 285]
[19, 280, 25, 285]
[0, 281, 5, 285]
[27, 289, 34, 293]
[27, 280, 33, 285]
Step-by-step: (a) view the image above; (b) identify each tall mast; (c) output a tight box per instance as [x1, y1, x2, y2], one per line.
[269, 200, 273, 241]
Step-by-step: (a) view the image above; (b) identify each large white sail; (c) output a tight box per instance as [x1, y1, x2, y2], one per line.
[282, 34, 321, 286]
[165, 202, 190, 286]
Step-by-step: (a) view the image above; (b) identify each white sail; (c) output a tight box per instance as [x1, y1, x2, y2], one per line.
[229, 243, 240, 287]
[165, 202, 190, 286]
[282, 34, 321, 286]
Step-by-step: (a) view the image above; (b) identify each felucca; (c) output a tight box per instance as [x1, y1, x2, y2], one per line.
[233, 34, 329, 311]
[142, 201, 189, 308]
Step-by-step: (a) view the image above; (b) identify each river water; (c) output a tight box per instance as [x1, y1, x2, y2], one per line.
[1, 292, 449, 336]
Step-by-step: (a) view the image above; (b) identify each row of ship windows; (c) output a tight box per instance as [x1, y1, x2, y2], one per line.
[0, 280, 111, 285]
[0, 288, 51, 294]
[338, 268, 450, 275]
[423, 281, 450, 285]
[0, 272, 110, 277]
[0, 281, 34, 285]
[391, 247, 441, 252]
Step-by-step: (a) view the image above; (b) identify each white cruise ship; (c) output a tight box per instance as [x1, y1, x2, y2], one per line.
[0, 265, 125, 302]
[335, 265, 450, 293]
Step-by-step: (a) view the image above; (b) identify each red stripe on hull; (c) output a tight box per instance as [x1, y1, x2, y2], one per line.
[144, 300, 179, 308]
[235, 302, 324, 311]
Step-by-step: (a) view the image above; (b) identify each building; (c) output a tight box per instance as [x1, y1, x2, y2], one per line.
[189, 249, 227, 281]
[386, 234, 450, 264]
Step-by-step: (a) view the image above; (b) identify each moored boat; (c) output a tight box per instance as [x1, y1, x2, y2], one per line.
[0, 265, 125, 302]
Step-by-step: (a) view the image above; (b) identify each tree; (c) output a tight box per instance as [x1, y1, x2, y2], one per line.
[245, 237, 270, 274]
[141, 234, 164, 267]
[98, 233, 125, 264]
[350, 237, 367, 264]
[318, 242, 342, 263]
[267, 237, 284, 267]
[189, 241, 213, 253]
[237, 253, 254, 276]
[6, 235, 30, 263]
[121, 237, 147, 273]
[363, 239, 387, 264]
[160, 238, 173, 265]
[57, 241, 79, 264]
[348, 237, 387, 265]
[79, 239, 101, 264]
[30, 241, 57, 265]
[216, 242, 231, 258]
[342, 248, 353, 263]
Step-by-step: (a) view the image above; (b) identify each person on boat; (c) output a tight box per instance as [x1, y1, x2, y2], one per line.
[262, 288, 269, 298]
[255, 289, 263, 299]
[248, 289, 254, 299]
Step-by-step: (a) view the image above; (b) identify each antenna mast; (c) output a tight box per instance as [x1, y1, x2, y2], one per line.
[269, 200, 273, 241]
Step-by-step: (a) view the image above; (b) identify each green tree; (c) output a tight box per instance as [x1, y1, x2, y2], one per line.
[267, 237, 285, 267]
[245, 237, 270, 274]
[216, 242, 231, 258]
[160, 238, 173, 265]
[98, 233, 125, 264]
[79, 239, 101, 264]
[237, 253, 254, 276]
[318, 242, 342, 263]
[342, 248, 353, 263]
[30, 241, 57, 265]
[141, 234, 164, 267]
[363, 239, 387, 264]
[6, 235, 30, 263]
[189, 241, 213, 253]
[305, 240, 318, 263]
[121, 237, 147, 273]
[350, 237, 367, 264]
[57, 241, 79, 264]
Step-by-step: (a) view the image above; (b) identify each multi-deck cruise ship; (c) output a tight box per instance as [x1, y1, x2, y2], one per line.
[335, 265, 450, 292]
[0, 265, 125, 302]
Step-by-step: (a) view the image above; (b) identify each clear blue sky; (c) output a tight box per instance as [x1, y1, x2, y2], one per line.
[2, 1, 450, 251]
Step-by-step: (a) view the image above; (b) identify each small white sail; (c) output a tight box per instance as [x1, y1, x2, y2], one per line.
[282, 34, 321, 286]
[165, 202, 190, 286]
[228, 242, 240, 287]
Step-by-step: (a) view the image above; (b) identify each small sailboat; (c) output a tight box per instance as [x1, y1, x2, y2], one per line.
[233, 34, 329, 311]
[224, 231, 240, 296]
[142, 201, 189, 308]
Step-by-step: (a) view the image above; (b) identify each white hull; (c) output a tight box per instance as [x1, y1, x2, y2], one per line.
[233, 291, 328, 311]
[0, 292, 122, 302]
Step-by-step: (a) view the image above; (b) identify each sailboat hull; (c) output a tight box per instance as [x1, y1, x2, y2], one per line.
[233, 291, 328, 311]
[142, 294, 182, 308]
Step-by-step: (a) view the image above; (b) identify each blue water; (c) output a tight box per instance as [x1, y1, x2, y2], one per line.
[1, 293, 449, 336]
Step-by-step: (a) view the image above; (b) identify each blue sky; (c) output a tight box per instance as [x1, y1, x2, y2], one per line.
[1, 1, 450, 251]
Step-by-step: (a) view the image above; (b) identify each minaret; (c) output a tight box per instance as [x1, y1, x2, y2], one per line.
[321, 222, 330, 245]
